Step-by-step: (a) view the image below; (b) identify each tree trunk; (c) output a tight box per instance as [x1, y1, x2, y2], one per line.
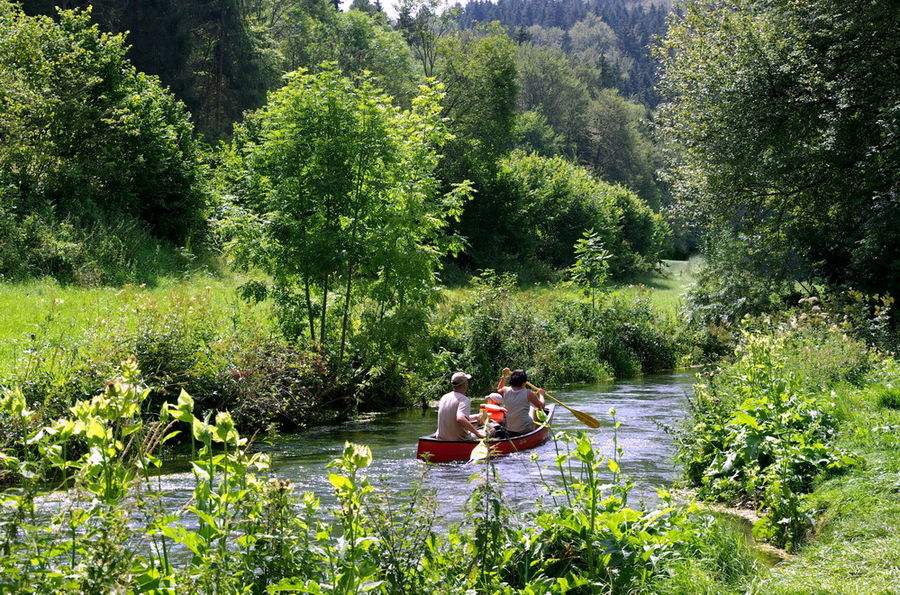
[304, 276, 316, 343]
[320, 274, 329, 350]
[338, 265, 353, 364]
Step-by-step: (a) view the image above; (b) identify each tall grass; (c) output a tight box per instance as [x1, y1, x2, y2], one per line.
[0, 273, 269, 371]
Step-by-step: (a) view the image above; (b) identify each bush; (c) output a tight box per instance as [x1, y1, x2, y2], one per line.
[549, 293, 685, 376]
[535, 336, 613, 385]
[675, 324, 866, 550]
[216, 342, 347, 431]
[443, 273, 688, 394]
[0, 5, 204, 244]
[452, 271, 553, 393]
[468, 151, 669, 278]
[0, 4, 206, 285]
[0, 203, 197, 285]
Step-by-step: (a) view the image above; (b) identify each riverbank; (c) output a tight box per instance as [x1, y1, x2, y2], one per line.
[664, 311, 900, 594]
[0, 258, 701, 372]
[0, 262, 698, 442]
[757, 371, 900, 593]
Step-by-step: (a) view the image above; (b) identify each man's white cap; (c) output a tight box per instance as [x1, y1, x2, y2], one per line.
[451, 371, 472, 386]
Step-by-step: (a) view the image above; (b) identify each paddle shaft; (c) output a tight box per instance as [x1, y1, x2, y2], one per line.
[526, 381, 601, 429]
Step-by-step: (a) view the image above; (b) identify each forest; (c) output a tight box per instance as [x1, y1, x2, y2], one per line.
[0, 0, 898, 592]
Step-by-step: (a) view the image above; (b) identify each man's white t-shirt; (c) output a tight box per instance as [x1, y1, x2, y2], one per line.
[436, 390, 474, 441]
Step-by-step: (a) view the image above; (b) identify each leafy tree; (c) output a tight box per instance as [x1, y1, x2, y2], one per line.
[0, 2, 203, 242]
[458, 0, 670, 106]
[437, 25, 519, 183]
[477, 151, 669, 276]
[515, 43, 589, 156]
[514, 43, 665, 207]
[658, 0, 900, 299]
[20, 0, 280, 139]
[183, 0, 280, 138]
[580, 89, 664, 209]
[568, 230, 612, 314]
[220, 69, 470, 366]
[511, 110, 566, 157]
[274, 2, 419, 106]
[396, 0, 458, 78]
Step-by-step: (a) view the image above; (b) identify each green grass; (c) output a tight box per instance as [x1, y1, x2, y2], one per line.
[753, 378, 900, 594]
[0, 272, 271, 374]
[440, 257, 701, 315]
[615, 257, 702, 313]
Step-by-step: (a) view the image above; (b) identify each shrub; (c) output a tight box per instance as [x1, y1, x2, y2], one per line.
[0, 4, 204, 246]
[0, 206, 196, 285]
[675, 326, 864, 550]
[218, 342, 347, 431]
[535, 336, 613, 385]
[549, 293, 685, 377]
[452, 271, 552, 393]
[471, 151, 669, 278]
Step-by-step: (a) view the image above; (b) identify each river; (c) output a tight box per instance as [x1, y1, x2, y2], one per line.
[152, 371, 696, 524]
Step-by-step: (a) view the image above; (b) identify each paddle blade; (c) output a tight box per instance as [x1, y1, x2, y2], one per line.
[570, 408, 601, 429]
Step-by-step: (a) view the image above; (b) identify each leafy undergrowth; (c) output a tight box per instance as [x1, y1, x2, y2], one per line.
[675, 310, 870, 551]
[0, 361, 758, 593]
[674, 317, 899, 593]
[756, 361, 900, 594]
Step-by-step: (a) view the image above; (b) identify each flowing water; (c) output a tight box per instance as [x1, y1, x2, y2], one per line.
[153, 371, 697, 524]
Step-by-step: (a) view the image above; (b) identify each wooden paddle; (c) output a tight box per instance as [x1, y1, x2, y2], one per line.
[526, 381, 601, 429]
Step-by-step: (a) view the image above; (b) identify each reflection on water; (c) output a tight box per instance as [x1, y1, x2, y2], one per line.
[164, 371, 696, 525]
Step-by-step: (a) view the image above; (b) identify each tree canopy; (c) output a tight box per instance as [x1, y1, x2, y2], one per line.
[220, 69, 470, 363]
[658, 0, 900, 298]
[0, 2, 203, 242]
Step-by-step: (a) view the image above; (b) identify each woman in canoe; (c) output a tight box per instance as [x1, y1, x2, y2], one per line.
[495, 368, 546, 436]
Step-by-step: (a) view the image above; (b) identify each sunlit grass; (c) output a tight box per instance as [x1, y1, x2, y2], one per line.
[440, 257, 701, 315]
[0, 258, 700, 375]
[0, 272, 271, 373]
[758, 380, 900, 594]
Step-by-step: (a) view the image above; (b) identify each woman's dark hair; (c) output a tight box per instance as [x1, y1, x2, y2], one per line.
[509, 369, 527, 388]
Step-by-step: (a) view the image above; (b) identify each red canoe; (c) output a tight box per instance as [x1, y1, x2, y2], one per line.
[416, 404, 556, 463]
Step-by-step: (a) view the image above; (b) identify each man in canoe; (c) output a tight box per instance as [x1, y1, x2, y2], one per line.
[435, 371, 486, 440]
[495, 368, 546, 436]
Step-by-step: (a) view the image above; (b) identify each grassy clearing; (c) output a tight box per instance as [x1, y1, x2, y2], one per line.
[441, 257, 700, 314]
[0, 273, 270, 373]
[1, 258, 700, 377]
[756, 376, 900, 594]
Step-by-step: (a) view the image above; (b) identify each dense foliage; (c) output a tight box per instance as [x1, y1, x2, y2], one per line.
[3, 1, 670, 286]
[675, 306, 875, 550]
[0, 3, 205, 281]
[465, 151, 669, 274]
[219, 68, 470, 378]
[444, 272, 687, 394]
[658, 0, 900, 301]
[512, 43, 665, 207]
